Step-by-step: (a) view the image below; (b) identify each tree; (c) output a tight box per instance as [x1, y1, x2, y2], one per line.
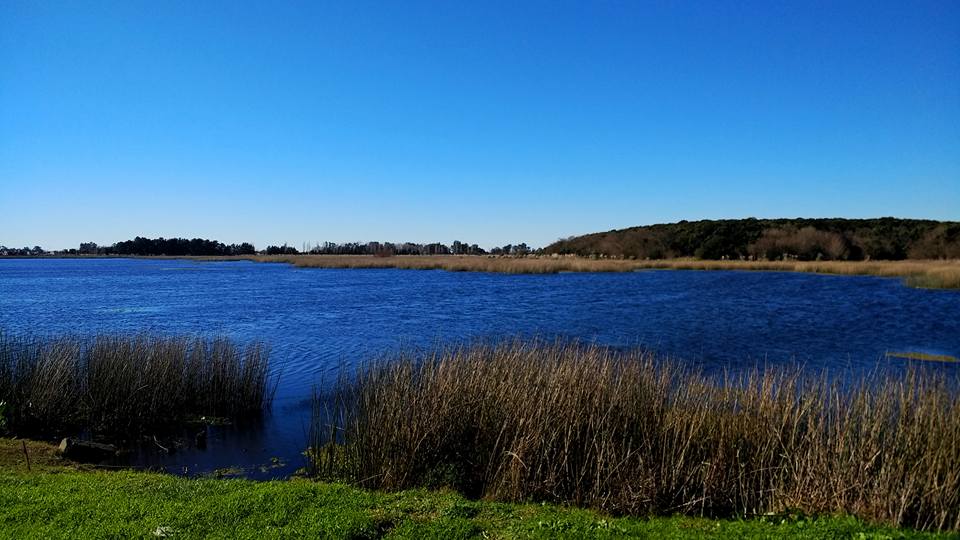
[265, 244, 299, 255]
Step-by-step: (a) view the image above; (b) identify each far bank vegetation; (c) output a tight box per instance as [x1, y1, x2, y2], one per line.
[546, 218, 960, 262]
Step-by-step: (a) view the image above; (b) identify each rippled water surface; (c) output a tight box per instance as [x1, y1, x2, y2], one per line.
[2, 258, 958, 477]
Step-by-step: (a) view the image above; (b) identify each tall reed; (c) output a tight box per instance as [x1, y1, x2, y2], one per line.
[311, 341, 960, 531]
[0, 333, 272, 438]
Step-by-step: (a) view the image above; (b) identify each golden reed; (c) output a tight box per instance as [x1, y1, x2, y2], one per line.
[201, 255, 960, 289]
[312, 341, 960, 531]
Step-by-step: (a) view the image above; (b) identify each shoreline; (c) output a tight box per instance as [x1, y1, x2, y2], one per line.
[210, 255, 960, 289]
[5, 254, 960, 288]
[3, 336, 958, 533]
[0, 438, 950, 538]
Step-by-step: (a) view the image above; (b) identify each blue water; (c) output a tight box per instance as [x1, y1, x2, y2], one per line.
[2, 258, 958, 477]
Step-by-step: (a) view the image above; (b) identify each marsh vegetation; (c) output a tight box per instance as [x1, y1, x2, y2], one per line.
[0, 333, 272, 439]
[311, 341, 960, 531]
[234, 254, 960, 288]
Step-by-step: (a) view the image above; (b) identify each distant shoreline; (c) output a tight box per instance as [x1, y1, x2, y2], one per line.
[240, 254, 960, 289]
[4, 254, 959, 289]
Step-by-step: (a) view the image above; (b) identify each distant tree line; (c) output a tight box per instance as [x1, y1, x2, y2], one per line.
[546, 218, 960, 261]
[76, 237, 256, 256]
[0, 245, 45, 256]
[2, 238, 540, 257]
[300, 241, 457, 256]
[8, 220, 958, 261]
[489, 243, 531, 256]
[265, 241, 536, 256]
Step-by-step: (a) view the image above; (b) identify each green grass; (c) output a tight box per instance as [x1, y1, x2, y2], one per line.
[0, 469, 955, 539]
[0, 439, 951, 539]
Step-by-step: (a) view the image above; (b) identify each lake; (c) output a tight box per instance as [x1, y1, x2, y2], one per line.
[2, 258, 958, 477]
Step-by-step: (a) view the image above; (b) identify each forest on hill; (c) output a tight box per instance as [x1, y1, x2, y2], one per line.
[545, 218, 960, 261]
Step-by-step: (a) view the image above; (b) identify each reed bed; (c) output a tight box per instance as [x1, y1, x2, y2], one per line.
[0, 333, 271, 438]
[245, 254, 637, 273]
[311, 341, 960, 531]
[221, 255, 960, 289]
[637, 258, 960, 289]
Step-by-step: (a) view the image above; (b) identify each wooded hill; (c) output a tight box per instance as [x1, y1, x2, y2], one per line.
[545, 218, 960, 261]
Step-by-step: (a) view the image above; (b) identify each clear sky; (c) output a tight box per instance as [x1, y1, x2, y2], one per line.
[1, 1, 958, 250]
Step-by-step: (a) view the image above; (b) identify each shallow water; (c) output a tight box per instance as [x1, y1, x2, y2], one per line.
[1, 258, 958, 477]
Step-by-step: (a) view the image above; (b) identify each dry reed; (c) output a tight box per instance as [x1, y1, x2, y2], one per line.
[201, 255, 960, 289]
[311, 341, 960, 531]
[0, 333, 272, 438]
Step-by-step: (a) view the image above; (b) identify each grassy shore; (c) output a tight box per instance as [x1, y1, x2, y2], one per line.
[209, 255, 960, 289]
[0, 440, 952, 539]
[313, 341, 960, 532]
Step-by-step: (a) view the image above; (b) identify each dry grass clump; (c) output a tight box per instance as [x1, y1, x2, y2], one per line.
[0, 333, 272, 438]
[311, 341, 960, 531]
[214, 255, 960, 289]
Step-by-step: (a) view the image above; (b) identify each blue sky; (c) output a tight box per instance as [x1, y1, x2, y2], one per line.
[2, 1, 958, 250]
